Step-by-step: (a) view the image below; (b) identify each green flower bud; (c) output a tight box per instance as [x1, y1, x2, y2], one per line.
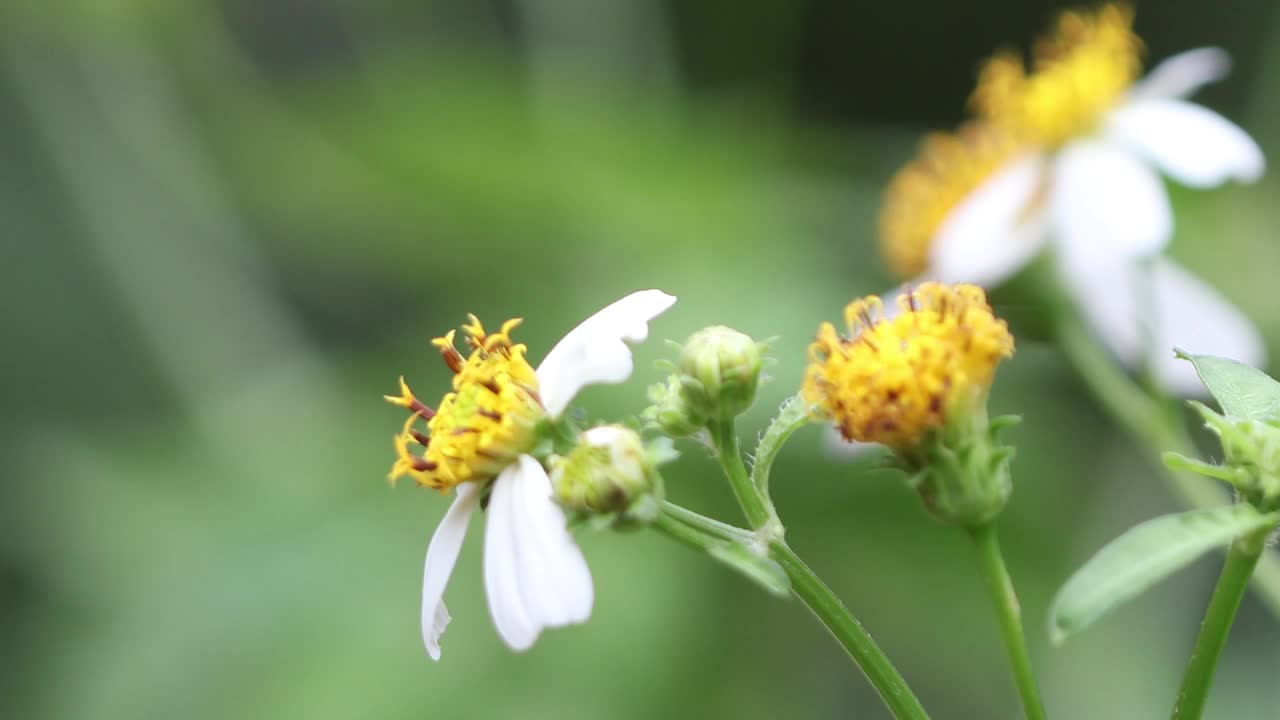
[550, 425, 673, 530]
[1168, 402, 1280, 511]
[900, 394, 1020, 528]
[678, 326, 766, 421]
[643, 375, 706, 437]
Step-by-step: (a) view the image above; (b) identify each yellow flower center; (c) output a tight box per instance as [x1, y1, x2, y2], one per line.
[385, 315, 544, 490]
[879, 122, 1025, 279]
[970, 4, 1143, 147]
[802, 283, 1014, 449]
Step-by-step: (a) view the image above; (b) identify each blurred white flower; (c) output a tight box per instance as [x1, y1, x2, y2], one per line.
[385, 290, 676, 659]
[880, 6, 1265, 394]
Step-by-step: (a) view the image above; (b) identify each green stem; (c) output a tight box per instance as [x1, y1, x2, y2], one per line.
[968, 523, 1046, 720]
[769, 540, 932, 720]
[1172, 525, 1275, 720]
[1055, 305, 1280, 617]
[652, 511, 726, 554]
[709, 418, 778, 531]
[660, 500, 753, 543]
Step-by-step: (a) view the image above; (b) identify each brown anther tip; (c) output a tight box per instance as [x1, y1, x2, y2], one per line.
[411, 458, 439, 472]
[410, 399, 437, 419]
[477, 409, 502, 421]
[439, 346, 465, 374]
[409, 429, 431, 446]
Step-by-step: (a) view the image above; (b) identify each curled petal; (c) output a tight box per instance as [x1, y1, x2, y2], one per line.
[420, 482, 482, 661]
[1106, 98, 1264, 188]
[930, 152, 1050, 286]
[536, 289, 677, 418]
[1129, 47, 1231, 101]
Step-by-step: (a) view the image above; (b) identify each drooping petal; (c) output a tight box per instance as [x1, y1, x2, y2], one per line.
[1050, 140, 1172, 273]
[482, 456, 593, 653]
[483, 462, 537, 651]
[509, 454, 593, 629]
[929, 152, 1050, 286]
[1129, 47, 1231, 101]
[420, 482, 482, 661]
[1062, 256, 1266, 396]
[1105, 98, 1264, 188]
[536, 289, 677, 418]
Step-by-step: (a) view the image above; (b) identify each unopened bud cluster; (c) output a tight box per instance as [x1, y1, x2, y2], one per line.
[645, 326, 767, 435]
[550, 425, 675, 530]
[1174, 403, 1280, 512]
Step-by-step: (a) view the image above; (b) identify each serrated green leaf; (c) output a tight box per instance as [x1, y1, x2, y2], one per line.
[707, 543, 792, 597]
[1048, 505, 1278, 645]
[1175, 349, 1280, 421]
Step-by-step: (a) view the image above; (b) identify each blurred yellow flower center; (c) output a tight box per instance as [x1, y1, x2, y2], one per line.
[385, 316, 544, 490]
[802, 283, 1014, 449]
[970, 4, 1142, 147]
[879, 122, 1025, 279]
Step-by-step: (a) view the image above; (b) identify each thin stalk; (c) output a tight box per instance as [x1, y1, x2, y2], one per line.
[769, 540, 932, 720]
[968, 524, 1046, 720]
[651, 511, 726, 555]
[660, 500, 753, 544]
[1172, 524, 1276, 720]
[709, 418, 777, 531]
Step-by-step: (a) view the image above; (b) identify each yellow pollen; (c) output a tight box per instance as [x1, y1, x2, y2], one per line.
[385, 316, 543, 491]
[802, 283, 1014, 449]
[970, 4, 1143, 147]
[879, 122, 1026, 279]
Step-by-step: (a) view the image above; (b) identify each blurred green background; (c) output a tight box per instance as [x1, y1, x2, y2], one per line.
[3, 1, 1279, 718]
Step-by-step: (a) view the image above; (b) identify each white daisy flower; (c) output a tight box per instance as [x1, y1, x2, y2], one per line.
[879, 5, 1265, 395]
[384, 290, 676, 659]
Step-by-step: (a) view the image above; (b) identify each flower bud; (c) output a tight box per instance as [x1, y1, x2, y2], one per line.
[643, 375, 705, 437]
[678, 326, 766, 421]
[1169, 402, 1280, 511]
[550, 425, 672, 529]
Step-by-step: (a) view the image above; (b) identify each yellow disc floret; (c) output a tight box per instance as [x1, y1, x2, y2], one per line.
[802, 283, 1014, 449]
[970, 3, 1142, 147]
[879, 122, 1026, 279]
[385, 315, 544, 490]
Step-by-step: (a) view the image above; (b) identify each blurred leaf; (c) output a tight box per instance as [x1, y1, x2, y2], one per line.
[1175, 349, 1280, 420]
[1049, 505, 1278, 645]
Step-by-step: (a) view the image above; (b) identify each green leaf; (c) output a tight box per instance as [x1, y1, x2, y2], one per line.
[707, 543, 792, 597]
[1175, 349, 1280, 421]
[1048, 505, 1278, 645]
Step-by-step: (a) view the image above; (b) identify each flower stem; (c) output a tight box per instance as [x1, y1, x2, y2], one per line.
[1172, 524, 1276, 720]
[709, 418, 778, 531]
[769, 540, 932, 720]
[660, 500, 753, 543]
[968, 523, 1046, 720]
[1054, 303, 1280, 617]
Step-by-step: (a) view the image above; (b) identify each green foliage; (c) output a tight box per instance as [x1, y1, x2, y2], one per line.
[1175, 350, 1280, 421]
[1048, 505, 1279, 645]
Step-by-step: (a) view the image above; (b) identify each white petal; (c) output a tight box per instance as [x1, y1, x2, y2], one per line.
[536, 289, 677, 418]
[1062, 256, 1266, 396]
[483, 456, 593, 652]
[420, 482, 482, 661]
[483, 463, 537, 651]
[1105, 98, 1264, 188]
[929, 152, 1050, 286]
[1130, 47, 1231, 101]
[509, 455, 593, 628]
[1050, 140, 1172, 273]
